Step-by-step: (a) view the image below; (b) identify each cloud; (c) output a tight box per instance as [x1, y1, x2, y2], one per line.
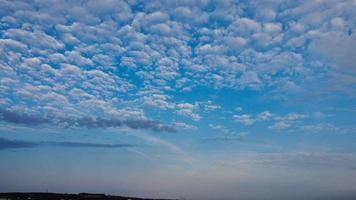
[4, 28, 64, 50]
[203, 133, 246, 142]
[128, 131, 193, 164]
[276, 113, 308, 121]
[268, 113, 309, 130]
[0, 137, 134, 150]
[202, 100, 221, 112]
[238, 71, 261, 89]
[44, 141, 135, 148]
[233, 114, 255, 125]
[0, 0, 355, 132]
[0, 109, 176, 132]
[208, 124, 247, 141]
[175, 103, 201, 121]
[268, 121, 291, 130]
[174, 122, 197, 130]
[210, 124, 233, 134]
[64, 117, 176, 132]
[0, 108, 51, 125]
[0, 137, 37, 150]
[234, 110, 273, 126]
[257, 111, 273, 121]
[143, 93, 174, 110]
[233, 110, 311, 130]
[234, 107, 243, 112]
[215, 152, 356, 168]
[309, 32, 356, 73]
[298, 123, 355, 134]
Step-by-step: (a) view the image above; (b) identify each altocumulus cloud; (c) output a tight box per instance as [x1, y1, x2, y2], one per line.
[0, 0, 355, 131]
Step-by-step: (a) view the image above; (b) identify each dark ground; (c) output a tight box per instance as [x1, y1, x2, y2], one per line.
[0, 193, 174, 200]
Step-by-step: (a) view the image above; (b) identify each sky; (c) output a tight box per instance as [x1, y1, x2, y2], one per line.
[0, 0, 356, 199]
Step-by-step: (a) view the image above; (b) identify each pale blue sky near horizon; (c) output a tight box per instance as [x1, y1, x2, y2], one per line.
[0, 0, 356, 199]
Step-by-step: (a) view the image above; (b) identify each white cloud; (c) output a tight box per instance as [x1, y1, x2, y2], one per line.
[235, 107, 243, 112]
[238, 71, 261, 89]
[257, 111, 273, 121]
[234, 110, 310, 130]
[4, 28, 64, 50]
[176, 103, 201, 121]
[233, 114, 255, 126]
[202, 100, 221, 112]
[0, 0, 355, 132]
[143, 94, 173, 110]
[276, 113, 308, 121]
[174, 122, 197, 130]
[268, 113, 309, 130]
[268, 121, 291, 130]
[309, 32, 356, 73]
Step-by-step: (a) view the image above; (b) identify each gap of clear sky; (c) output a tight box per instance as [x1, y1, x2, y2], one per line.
[0, 0, 356, 199]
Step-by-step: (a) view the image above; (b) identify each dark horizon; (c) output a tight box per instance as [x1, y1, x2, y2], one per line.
[0, 192, 174, 200]
[1, 191, 356, 200]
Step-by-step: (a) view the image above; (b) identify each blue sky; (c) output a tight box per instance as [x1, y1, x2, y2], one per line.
[0, 0, 356, 199]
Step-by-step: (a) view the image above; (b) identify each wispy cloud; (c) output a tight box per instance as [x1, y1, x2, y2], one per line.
[128, 132, 193, 164]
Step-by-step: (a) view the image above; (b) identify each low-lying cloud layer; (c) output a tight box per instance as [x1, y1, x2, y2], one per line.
[0, 137, 134, 150]
[0, 109, 175, 132]
[0, 137, 37, 150]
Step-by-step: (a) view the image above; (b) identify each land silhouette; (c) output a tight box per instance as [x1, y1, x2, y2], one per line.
[0, 192, 174, 200]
